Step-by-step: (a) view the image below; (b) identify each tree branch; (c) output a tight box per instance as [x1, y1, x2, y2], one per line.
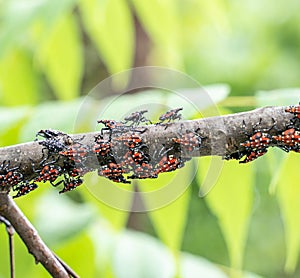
[0, 106, 293, 182]
[0, 193, 78, 278]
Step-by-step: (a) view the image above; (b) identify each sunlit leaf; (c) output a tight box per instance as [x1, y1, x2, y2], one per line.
[197, 158, 254, 271]
[0, 0, 77, 57]
[276, 152, 300, 273]
[36, 13, 83, 100]
[146, 165, 193, 252]
[19, 98, 83, 142]
[113, 230, 175, 278]
[82, 172, 132, 230]
[79, 0, 134, 76]
[0, 48, 38, 105]
[55, 233, 96, 277]
[181, 253, 227, 278]
[256, 88, 300, 106]
[148, 187, 191, 252]
[132, 0, 181, 68]
[34, 191, 96, 246]
[89, 220, 123, 278]
[266, 148, 287, 194]
[0, 104, 30, 147]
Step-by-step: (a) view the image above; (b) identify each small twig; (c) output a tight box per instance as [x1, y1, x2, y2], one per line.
[0, 193, 72, 278]
[53, 252, 80, 278]
[0, 215, 15, 278]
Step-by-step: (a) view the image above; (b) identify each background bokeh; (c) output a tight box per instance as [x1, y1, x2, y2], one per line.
[0, 0, 300, 277]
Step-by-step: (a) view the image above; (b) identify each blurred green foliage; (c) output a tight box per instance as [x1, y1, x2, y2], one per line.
[0, 0, 300, 277]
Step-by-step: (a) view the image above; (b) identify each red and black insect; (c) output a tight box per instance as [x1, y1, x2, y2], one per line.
[122, 147, 150, 168]
[273, 127, 300, 152]
[33, 162, 62, 186]
[123, 110, 151, 126]
[285, 103, 300, 119]
[61, 160, 90, 179]
[93, 135, 112, 157]
[154, 154, 184, 175]
[97, 119, 124, 130]
[240, 119, 273, 150]
[128, 163, 157, 179]
[59, 143, 89, 163]
[172, 128, 204, 152]
[223, 151, 245, 161]
[98, 162, 130, 184]
[13, 181, 38, 198]
[59, 177, 83, 194]
[239, 119, 275, 163]
[158, 108, 183, 124]
[239, 149, 267, 164]
[97, 119, 126, 139]
[115, 134, 146, 149]
[0, 160, 23, 188]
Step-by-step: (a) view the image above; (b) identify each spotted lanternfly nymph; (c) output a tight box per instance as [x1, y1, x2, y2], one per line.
[285, 102, 300, 119]
[273, 127, 300, 152]
[98, 162, 130, 184]
[123, 110, 151, 126]
[13, 181, 38, 198]
[155, 154, 184, 175]
[93, 135, 112, 157]
[33, 162, 62, 186]
[239, 148, 267, 164]
[239, 118, 275, 163]
[59, 177, 83, 194]
[172, 128, 204, 152]
[36, 129, 68, 157]
[0, 160, 23, 188]
[128, 163, 157, 179]
[59, 143, 89, 163]
[158, 108, 183, 124]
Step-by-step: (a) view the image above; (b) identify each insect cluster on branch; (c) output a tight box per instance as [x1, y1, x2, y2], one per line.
[3, 108, 204, 198]
[3, 103, 299, 198]
[225, 102, 300, 163]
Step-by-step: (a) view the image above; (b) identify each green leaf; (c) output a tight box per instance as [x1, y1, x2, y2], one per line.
[113, 230, 175, 278]
[138, 161, 193, 277]
[276, 152, 300, 273]
[0, 48, 38, 105]
[82, 172, 132, 230]
[0, 0, 77, 57]
[132, 0, 177, 44]
[36, 13, 83, 100]
[180, 253, 227, 278]
[146, 165, 192, 252]
[266, 148, 287, 194]
[0, 106, 30, 147]
[19, 98, 83, 142]
[197, 158, 254, 271]
[34, 191, 96, 246]
[55, 233, 96, 278]
[79, 0, 134, 75]
[132, 0, 181, 67]
[256, 88, 300, 106]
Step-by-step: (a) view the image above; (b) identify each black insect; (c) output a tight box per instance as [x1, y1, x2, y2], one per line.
[59, 177, 83, 194]
[172, 127, 204, 152]
[159, 108, 183, 123]
[123, 110, 151, 126]
[0, 160, 23, 188]
[239, 118, 275, 163]
[35, 129, 68, 157]
[32, 159, 63, 186]
[13, 181, 38, 198]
